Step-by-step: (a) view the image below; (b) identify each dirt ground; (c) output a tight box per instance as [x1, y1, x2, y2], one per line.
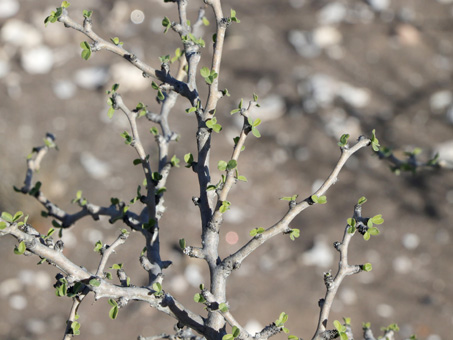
[0, 0, 452, 339]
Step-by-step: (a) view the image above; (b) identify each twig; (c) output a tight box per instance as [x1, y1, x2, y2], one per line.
[96, 231, 129, 277]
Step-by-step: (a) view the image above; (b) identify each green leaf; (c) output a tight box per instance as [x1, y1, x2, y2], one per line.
[152, 282, 162, 295]
[290, 229, 300, 241]
[338, 134, 350, 147]
[333, 320, 346, 332]
[232, 326, 240, 338]
[222, 335, 234, 340]
[311, 195, 327, 204]
[93, 240, 103, 253]
[347, 225, 356, 234]
[61, 1, 70, 8]
[83, 9, 92, 18]
[202, 16, 210, 26]
[110, 263, 123, 270]
[237, 175, 247, 182]
[109, 305, 119, 319]
[0, 222, 7, 230]
[288, 336, 299, 340]
[80, 41, 91, 60]
[227, 160, 237, 171]
[71, 321, 80, 335]
[358, 196, 367, 205]
[362, 263, 372, 272]
[363, 232, 370, 241]
[369, 214, 384, 226]
[347, 218, 356, 228]
[219, 201, 231, 213]
[371, 129, 380, 152]
[159, 55, 170, 64]
[111, 37, 120, 45]
[368, 227, 380, 236]
[340, 333, 348, 340]
[1, 212, 13, 223]
[12, 211, 23, 222]
[157, 89, 165, 101]
[230, 9, 240, 23]
[343, 317, 351, 325]
[218, 160, 227, 171]
[179, 238, 186, 249]
[186, 106, 197, 114]
[184, 153, 194, 167]
[162, 16, 171, 33]
[252, 126, 261, 138]
[194, 293, 206, 303]
[280, 195, 298, 201]
[89, 278, 101, 287]
[249, 227, 265, 236]
[219, 302, 229, 312]
[200, 67, 210, 78]
[14, 241, 26, 255]
[171, 155, 180, 168]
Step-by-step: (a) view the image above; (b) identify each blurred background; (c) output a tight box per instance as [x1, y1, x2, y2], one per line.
[0, 0, 453, 339]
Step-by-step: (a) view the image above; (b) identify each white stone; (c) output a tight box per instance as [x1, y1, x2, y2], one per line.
[53, 79, 77, 100]
[0, 59, 9, 78]
[73, 67, 110, 90]
[312, 26, 342, 48]
[338, 83, 370, 107]
[0, 278, 22, 297]
[376, 303, 394, 318]
[9, 294, 27, 310]
[339, 287, 357, 305]
[393, 255, 412, 274]
[288, 30, 321, 58]
[433, 140, 453, 168]
[130, 9, 145, 24]
[1, 19, 42, 48]
[367, 0, 391, 11]
[184, 264, 204, 287]
[245, 320, 263, 334]
[61, 229, 78, 249]
[224, 206, 245, 224]
[167, 275, 189, 294]
[402, 233, 420, 250]
[318, 3, 348, 25]
[0, 0, 19, 19]
[249, 95, 285, 122]
[299, 235, 334, 268]
[80, 152, 111, 179]
[83, 228, 104, 245]
[26, 319, 46, 335]
[430, 90, 452, 111]
[110, 63, 149, 92]
[21, 46, 54, 74]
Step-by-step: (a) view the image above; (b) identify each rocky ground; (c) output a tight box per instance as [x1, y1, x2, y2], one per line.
[0, 0, 453, 339]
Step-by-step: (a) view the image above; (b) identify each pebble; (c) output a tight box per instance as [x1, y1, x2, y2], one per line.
[288, 30, 321, 58]
[299, 235, 334, 268]
[21, 46, 54, 74]
[376, 303, 394, 318]
[26, 319, 46, 335]
[110, 63, 150, 92]
[401, 233, 420, 250]
[249, 95, 286, 122]
[52, 79, 77, 100]
[313, 26, 343, 48]
[9, 294, 27, 310]
[367, 0, 391, 11]
[168, 274, 189, 295]
[224, 206, 245, 224]
[339, 287, 357, 305]
[392, 255, 412, 274]
[0, 278, 22, 297]
[73, 66, 110, 90]
[184, 263, 204, 287]
[83, 228, 104, 245]
[0, 0, 19, 19]
[1, 19, 42, 48]
[80, 152, 111, 179]
[318, 3, 348, 25]
[338, 83, 370, 107]
[245, 320, 263, 334]
[430, 90, 452, 112]
[433, 140, 453, 168]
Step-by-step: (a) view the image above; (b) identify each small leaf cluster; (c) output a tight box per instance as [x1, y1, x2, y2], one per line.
[381, 323, 399, 332]
[181, 33, 206, 48]
[338, 134, 350, 147]
[70, 315, 81, 335]
[218, 160, 237, 172]
[184, 153, 194, 168]
[162, 17, 172, 33]
[106, 83, 120, 118]
[289, 228, 300, 241]
[280, 194, 298, 202]
[194, 284, 206, 303]
[228, 9, 240, 23]
[222, 326, 240, 340]
[249, 227, 265, 237]
[206, 117, 222, 133]
[152, 282, 164, 297]
[44, 1, 70, 26]
[83, 10, 92, 18]
[275, 312, 290, 334]
[333, 320, 348, 340]
[151, 81, 165, 102]
[370, 129, 380, 152]
[108, 299, 119, 319]
[247, 117, 261, 138]
[110, 37, 123, 46]
[200, 67, 218, 85]
[72, 190, 87, 206]
[311, 194, 327, 204]
[219, 201, 231, 213]
[80, 41, 91, 61]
